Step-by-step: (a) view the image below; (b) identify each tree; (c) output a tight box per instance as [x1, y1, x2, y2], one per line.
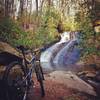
[36, 0, 38, 16]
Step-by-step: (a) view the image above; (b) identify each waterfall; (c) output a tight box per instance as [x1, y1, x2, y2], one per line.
[40, 32, 80, 71]
[53, 39, 80, 69]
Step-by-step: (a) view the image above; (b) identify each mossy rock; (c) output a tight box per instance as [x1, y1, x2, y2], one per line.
[0, 41, 19, 55]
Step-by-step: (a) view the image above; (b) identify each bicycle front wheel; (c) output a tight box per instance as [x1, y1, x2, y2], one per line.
[3, 61, 28, 100]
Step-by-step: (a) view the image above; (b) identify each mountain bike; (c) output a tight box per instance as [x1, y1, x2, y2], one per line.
[2, 45, 45, 100]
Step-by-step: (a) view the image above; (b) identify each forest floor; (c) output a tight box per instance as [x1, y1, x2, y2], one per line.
[28, 72, 97, 100]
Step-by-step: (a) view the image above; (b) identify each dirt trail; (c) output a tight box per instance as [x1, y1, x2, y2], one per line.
[28, 72, 97, 100]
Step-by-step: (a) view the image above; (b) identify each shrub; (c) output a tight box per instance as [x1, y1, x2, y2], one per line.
[0, 17, 34, 47]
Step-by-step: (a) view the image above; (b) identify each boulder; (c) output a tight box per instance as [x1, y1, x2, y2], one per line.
[49, 71, 97, 96]
[0, 41, 19, 55]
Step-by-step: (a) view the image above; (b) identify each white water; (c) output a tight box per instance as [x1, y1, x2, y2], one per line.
[40, 42, 69, 71]
[53, 39, 81, 70]
[40, 32, 80, 71]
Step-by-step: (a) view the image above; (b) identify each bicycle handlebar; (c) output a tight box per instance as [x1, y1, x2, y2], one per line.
[17, 45, 46, 55]
[33, 47, 46, 53]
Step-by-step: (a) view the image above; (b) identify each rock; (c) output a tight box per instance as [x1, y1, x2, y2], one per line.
[77, 71, 96, 78]
[0, 41, 19, 55]
[0, 42, 21, 79]
[87, 80, 100, 96]
[86, 72, 96, 78]
[95, 71, 100, 82]
[49, 71, 97, 96]
[0, 52, 23, 66]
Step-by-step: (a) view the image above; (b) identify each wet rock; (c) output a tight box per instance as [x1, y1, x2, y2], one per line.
[95, 71, 100, 82]
[87, 80, 100, 97]
[77, 71, 96, 78]
[49, 71, 97, 96]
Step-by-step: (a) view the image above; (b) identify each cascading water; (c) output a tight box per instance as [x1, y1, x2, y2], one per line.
[40, 32, 81, 71]
[53, 39, 80, 70]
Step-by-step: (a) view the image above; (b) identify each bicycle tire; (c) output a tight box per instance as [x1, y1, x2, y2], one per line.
[39, 65, 45, 80]
[34, 62, 45, 97]
[39, 78, 45, 97]
[3, 61, 28, 100]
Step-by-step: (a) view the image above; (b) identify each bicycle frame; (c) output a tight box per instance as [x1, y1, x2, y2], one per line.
[0, 46, 45, 100]
[20, 49, 36, 86]
[21, 47, 44, 86]
[16, 45, 45, 97]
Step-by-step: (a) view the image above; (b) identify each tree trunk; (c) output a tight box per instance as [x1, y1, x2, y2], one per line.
[5, 0, 9, 16]
[36, 0, 38, 16]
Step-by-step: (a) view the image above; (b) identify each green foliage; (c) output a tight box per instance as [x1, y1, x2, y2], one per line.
[63, 18, 78, 31]
[0, 17, 20, 42]
[0, 7, 62, 48]
[75, 13, 99, 58]
[0, 17, 33, 47]
[33, 7, 61, 47]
